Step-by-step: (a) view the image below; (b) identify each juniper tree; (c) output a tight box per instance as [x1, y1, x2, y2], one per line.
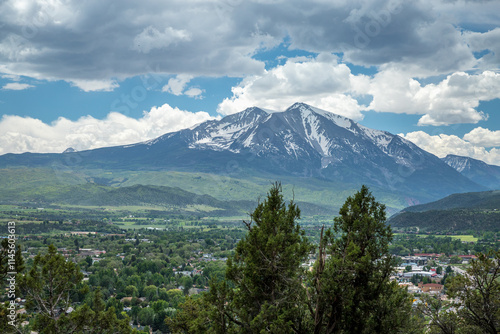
[168, 182, 312, 333]
[170, 184, 421, 334]
[0, 237, 25, 333]
[20, 245, 132, 334]
[309, 185, 418, 334]
[19, 244, 83, 333]
[446, 250, 500, 334]
[224, 182, 312, 333]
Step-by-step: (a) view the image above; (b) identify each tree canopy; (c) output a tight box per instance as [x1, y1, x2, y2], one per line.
[309, 185, 415, 334]
[168, 184, 420, 334]
[19, 244, 133, 334]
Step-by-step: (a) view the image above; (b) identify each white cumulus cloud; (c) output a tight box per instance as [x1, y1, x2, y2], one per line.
[0, 104, 215, 154]
[162, 74, 193, 96]
[133, 26, 191, 54]
[368, 70, 500, 126]
[184, 87, 204, 99]
[161, 74, 204, 99]
[400, 130, 500, 166]
[70, 79, 119, 92]
[463, 127, 500, 148]
[2, 82, 34, 90]
[217, 54, 369, 120]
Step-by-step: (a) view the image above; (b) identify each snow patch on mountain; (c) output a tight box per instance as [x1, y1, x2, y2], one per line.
[292, 102, 353, 132]
[359, 125, 392, 152]
[443, 155, 470, 172]
[180, 102, 441, 173]
[300, 109, 332, 156]
[283, 133, 301, 159]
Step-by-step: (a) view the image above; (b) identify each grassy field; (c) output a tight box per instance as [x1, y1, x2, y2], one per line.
[435, 235, 478, 242]
[113, 221, 168, 230]
[395, 233, 478, 242]
[0, 167, 413, 213]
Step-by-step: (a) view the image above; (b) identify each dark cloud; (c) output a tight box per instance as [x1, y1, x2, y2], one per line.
[0, 0, 497, 90]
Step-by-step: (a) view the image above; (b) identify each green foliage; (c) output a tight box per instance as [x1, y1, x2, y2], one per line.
[10, 182, 500, 334]
[449, 255, 463, 264]
[168, 182, 312, 333]
[18, 245, 132, 333]
[19, 244, 83, 332]
[166, 289, 185, 309]
[446, 251, 500, 333]
[389, 209, 500, 233]
[59, 288, 132, 334]
[138, 307, 155, 326]
[165, 296, 212, 334]
[402, 190, 500, 212]
[224, 182, 312, 332]
[0, 167, 412, 216]
[169, 184, 420, 334]
[143, 285, 158, 301]
[417, 294, 463, 334]
[417, 251, 500, 334]
[389, 234, 484, 257]
[125, 285, 139, 297]
[0, 237, 25, 283]
[310, 185, 418, 333]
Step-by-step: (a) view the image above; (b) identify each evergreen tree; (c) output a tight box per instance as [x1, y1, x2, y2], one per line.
[169, 184, 421, 334]
[0, 237, 25, 333]
[167, 182, 312, 333]
[19, 244, 83, 333]
[417, 294, 462, 334]
[446, 250, 500, 333]
[309, 185, 417, 334]
[224, 182, 312, 333]
[20, 245, 132, 334]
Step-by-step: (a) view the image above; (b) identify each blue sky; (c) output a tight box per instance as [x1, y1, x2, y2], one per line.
[0, 0, 499, 165]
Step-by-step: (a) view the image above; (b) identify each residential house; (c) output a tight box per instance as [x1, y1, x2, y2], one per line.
[418, 282, 444, 294]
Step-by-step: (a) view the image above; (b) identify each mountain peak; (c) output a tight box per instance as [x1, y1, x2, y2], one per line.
[0, 103, 485, 203]
[444, 154, 471, 160]
[286, 102, 328, 116]
[63, 147, 77, 153]
[287, 102, 313, 110]
[442, 154, 500, 189]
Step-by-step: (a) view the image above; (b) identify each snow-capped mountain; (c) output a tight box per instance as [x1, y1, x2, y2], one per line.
[0, 103, 484, 201]
[140, 103, 477, 194]
[147, 102, 431, 171]
[185, 103, 397, 163]
[442, 154, 500, 190]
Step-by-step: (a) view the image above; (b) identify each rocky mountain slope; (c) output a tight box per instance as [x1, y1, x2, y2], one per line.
[442, 154, 500, 190]
[0, 103, 484, 203]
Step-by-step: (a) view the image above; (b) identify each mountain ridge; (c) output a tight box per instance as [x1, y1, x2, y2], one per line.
[388, 190, 500, 232]
[442, 154, 500, 190]
[0, 103, 485, 205]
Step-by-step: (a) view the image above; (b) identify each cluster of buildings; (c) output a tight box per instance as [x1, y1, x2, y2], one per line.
[393, 253, 461, 296]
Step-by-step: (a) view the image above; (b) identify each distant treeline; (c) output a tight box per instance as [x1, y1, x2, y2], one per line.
[390, 209, 500, 232]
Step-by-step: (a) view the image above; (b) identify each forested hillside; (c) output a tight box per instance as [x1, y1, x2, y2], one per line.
[389, 209, 500, 232]
[389, 190, 500, 232]
[402, 190, 500, 212]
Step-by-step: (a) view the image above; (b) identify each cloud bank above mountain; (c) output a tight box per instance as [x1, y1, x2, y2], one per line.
[0, 0, 499, 164]
[0, 104, 215, 155]
[401, 131, 500, 166]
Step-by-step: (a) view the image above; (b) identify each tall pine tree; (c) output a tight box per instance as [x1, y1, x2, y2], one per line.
[169, 182, 312, 333]
[309, 185, 417, 334]
[169, 184, 420, 334]
[224, 182, 312, 333]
